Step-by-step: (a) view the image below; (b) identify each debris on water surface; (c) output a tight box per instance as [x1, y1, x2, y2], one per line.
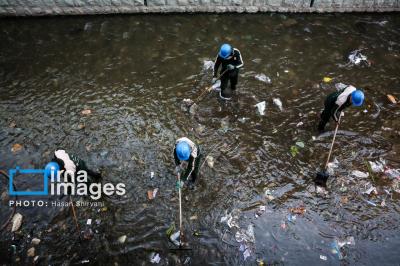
[235, 224, 256, 243]
[320, 255, 327, 261]
[183, 98, 194, 105]
[290, 145, 299, 157]
[255, 101, 266, 115]
[203, 60, 214, 71]
[323, 77, 333, 83]
[335, 82, 348, 91]
[31, 238, 41, 245]
[287, 214, 296, 223]
[364, 185, 377, 195]
[11, 143, 23, 153]
[118, 235, 127, 244]
[150, 252, 161, 264]
[295, 141, 305, 148]
[273, 98, 283, 111]
[255, 74, 271, 84]
[86, 219, 92, 225]
[255, 205, 266, 218]
[289, 206, 306, 215]
[351, 170, 369, 178]
[170, 230, 180, 246]
[385, 168, 400, 180]
[147, 188, 158, 200]
[220, 209, 240, 229]
[150, 171, 155, 179]
[337, 236, 355, 248]
[386, 94, 397, 104]
[206, 155, 214, 168]
[239, 243, 251, 261]
[81, 109, 92, 115]
[368, 159, 385, 173]
[11, 213, 23, 232]
[348, 49, 369, 66]
[189, 103, 198, 115]
[296, 121, 303, 127]
[27, 247, 35, 257]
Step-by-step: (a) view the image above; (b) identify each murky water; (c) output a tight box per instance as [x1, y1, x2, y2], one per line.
[1, 13, 400, 265]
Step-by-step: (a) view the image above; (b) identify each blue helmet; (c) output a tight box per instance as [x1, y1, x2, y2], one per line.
[351, 90, 364, 107]
[176, 141, 191, 161]
[45, 161, 59, 178]
[219, 44, 232, 59]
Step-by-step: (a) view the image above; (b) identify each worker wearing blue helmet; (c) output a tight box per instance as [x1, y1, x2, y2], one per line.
[213, 43, 244, 100]
[318, 85, 365, 132]
[174, 137, 202, 188]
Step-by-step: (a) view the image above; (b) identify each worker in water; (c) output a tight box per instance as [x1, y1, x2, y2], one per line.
[318, 85, 365, 132]
[174, 137, 202, 188]
[213, 43, 244, 100]
[47, 149, 102, 181]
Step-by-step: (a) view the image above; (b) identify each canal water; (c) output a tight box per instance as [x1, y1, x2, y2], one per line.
[0, 13, 399, 265]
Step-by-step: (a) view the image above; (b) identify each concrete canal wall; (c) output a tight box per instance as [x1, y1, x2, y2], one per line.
[0, 0, 399, 16]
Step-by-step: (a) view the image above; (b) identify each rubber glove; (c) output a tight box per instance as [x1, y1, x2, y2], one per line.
[227, 64, 235, 70]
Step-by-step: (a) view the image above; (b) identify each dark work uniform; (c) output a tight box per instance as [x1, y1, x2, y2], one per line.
[318, 86, 355, 131]
[213, 48, 244, 99]
[173, 140, 202, 184]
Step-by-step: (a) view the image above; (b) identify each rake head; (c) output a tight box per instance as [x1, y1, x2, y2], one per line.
[315, 170, 329, 187]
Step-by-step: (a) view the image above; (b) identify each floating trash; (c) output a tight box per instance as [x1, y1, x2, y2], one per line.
[147, 188, 158, 200]
[384, 168, 400, 180]
[295, 141, 305, 148]
[150, 252, 161, 264]
[118, 235, 127, 244]
[203, 60, 214, 71]
[320, 255, 327, 261]
[289, 206, 306, 215]
[368, 159, 385, 173]
[81, 109, 92, 115]
[386, 94, 397, 104]
[235, 224, 255, 243]
[290, 145, 299, 157]
[323, 77, 333, 83]
[364, 185, 377, 195]
[255, 74, 271, 84]
[239, 243, 251, 261]
[255, 101, 266, 116]
[220, 209, 240, 229]
[11, 213, 23, 232]
[296, 122, 303, 127]
[273, 98, 283, 111]
[351, 170, 369, 178]
[170, 230, 181, 246]
[255, 206, 266, 218]
[11, 143, 22, 153]
[348, 50, 369, 66]
[206, 155, 215, 168]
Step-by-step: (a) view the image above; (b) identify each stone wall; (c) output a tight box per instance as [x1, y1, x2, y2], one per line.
[0, 0, 398, 16]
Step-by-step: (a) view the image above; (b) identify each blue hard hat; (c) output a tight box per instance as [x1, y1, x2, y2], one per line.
[219, 44, 232, 59]
[45, 161, 59, 178]
[351, 90, 364, 107]
[176, 141, 191, 161]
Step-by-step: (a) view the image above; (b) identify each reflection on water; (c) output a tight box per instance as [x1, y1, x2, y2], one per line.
[0, 13, 400, 265]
